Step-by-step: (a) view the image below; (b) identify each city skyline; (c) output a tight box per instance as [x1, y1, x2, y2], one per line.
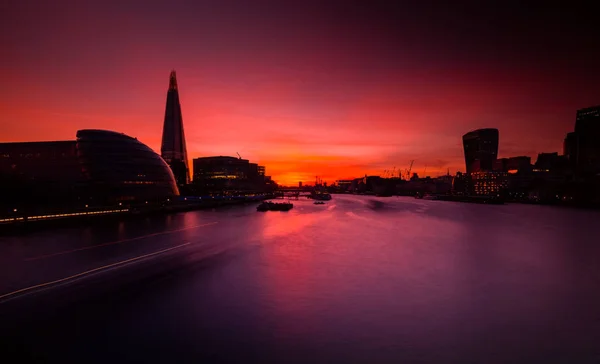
[2, 1, 599, 185]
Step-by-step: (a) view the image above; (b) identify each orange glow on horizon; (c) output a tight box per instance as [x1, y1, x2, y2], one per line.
[1, 1, 596, 187]
[0, 66, 574, 187]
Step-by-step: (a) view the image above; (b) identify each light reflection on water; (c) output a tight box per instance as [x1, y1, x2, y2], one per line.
[3, 195, 600, 363]
[225, 196, 600, 361]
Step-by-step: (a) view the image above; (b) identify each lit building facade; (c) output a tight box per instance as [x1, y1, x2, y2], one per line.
[336, 179, 353, 192]
[192, 156, 273, 193]
[193, 156, 251, 180]
[467, 171, 508, 197]
[462, 128, 499, 173]
[161, 70, 190, 185]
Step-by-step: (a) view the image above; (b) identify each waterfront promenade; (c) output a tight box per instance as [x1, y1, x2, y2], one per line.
[1, 195, 599, 363]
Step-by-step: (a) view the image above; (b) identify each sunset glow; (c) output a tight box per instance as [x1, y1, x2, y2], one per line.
[2, 1, 598, 186]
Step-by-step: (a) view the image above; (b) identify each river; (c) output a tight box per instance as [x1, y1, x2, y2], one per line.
[1, 195, 599, 363]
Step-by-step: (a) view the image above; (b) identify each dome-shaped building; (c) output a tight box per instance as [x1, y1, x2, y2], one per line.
[0, 130, 178, 215]
[76, 130, 179, 204]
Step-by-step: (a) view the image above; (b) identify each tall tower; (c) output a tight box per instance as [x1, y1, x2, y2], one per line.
[161, 70, 190, 185]
[462, 128, 499, 174]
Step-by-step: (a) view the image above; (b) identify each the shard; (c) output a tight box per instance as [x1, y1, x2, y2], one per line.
[161, 70, 190, 185]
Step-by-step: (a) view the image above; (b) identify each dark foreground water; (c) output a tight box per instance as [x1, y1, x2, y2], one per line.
[1, 195, 599, 363]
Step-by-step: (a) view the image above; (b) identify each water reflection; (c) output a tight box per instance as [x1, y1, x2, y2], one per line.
[2, 195, 600, 362]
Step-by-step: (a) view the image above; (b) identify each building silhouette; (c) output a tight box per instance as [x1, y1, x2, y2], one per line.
[462, 128, 499, 173]
[573, 105, 600, 174]
[493, 156, 532, 174]
[161, 70, 190, 185]
[0, 130, 179, 214]
[563, 131, 578, 166]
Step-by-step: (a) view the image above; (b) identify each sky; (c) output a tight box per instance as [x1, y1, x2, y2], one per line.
[1, 1, 599, 185]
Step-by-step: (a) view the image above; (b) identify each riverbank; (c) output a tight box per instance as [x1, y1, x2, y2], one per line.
[0, 194, 268, 232]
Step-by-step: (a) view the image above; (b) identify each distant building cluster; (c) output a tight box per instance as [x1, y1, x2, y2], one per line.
[332, 174, 454, 197]
[328, 105, 600, 205]
[453, 105, 600, 204]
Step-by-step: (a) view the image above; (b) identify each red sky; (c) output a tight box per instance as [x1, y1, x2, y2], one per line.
[1, 1, 599, 185]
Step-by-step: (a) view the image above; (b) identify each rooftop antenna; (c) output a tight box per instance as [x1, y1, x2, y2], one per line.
[236, 152, 241, 159]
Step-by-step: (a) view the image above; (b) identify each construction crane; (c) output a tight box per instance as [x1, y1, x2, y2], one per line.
[236, 152, 241, 159]
[405, 160, 414, 180]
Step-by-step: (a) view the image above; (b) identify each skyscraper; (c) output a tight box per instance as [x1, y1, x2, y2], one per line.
[161, 70, 190, 185]
[462, 128, 499, 173]
[573, 105, 600, 174]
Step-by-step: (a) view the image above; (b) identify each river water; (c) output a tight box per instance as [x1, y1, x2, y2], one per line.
[1, 195, 599, 363]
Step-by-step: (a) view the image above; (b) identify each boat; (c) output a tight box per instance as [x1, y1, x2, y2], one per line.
[256, 201, 294, 212]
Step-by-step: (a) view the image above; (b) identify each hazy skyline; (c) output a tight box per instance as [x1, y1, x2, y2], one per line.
[2, 1, 599, 185]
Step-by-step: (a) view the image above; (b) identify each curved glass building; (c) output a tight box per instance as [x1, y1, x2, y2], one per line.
[76, 130, 179, 204]
[0, 129, 178, 214]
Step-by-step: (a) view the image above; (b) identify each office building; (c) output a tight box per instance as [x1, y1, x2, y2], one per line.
[533, 152, 570, 172]
[192, 156, 273, 193]
[467, 171, 508, 197]
[462, 128, 499, 173]
[493, 156, 532, 174]
[193, 156, 251, 181]
[336, 179, 353, 192]
[161, 70, 190, 185]
[573, 105, 600, 174]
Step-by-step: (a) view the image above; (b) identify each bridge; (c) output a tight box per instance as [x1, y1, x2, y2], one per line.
[273, 191, 313, 200]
